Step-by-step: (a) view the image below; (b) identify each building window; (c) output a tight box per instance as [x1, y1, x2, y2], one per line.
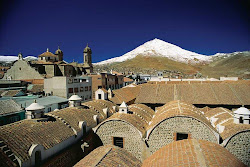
[89, 86, 91, 91]
[85, 86, 88, 91]
[35, 151, 42, 166]
[74, 87, 79, 93]
[19, 68, 21, 70]
[98, 86, 102, 89]
[98, 94, 102, 99]
[48, 107, 51, 112]
[80, 87, 84, 92]
[113, 137, 123, 148]
[176, 133, 189, 141]
[239, 117, 243, 124]
[68, 88, 73, 93]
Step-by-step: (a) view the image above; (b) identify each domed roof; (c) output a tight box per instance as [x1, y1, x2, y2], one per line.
[234, 107, 250, 115]
[83, 44, 92, 53]
[55, 46, 63, 54]
[26, 100, 45, 111]
[69, 94, 82, 101]
[38, 48, 57, 57]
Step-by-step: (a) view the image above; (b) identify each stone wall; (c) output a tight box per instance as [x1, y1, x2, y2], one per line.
[3, 60, 44, 80]
[225, 131, 250, 166]
[96, 120, 144, 161]
[147, 117, 218, 154]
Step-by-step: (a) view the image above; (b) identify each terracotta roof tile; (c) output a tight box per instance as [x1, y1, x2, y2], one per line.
[142, 139, 246, 167]
[0, 119, 75, 162]
[135, 83, 250, 105]
[74, 145, 141, 167]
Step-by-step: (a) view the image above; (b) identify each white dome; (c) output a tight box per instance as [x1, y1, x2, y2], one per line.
[26, 101, 45, 111]
[234, 107, 250, 115]
[69, 94, 82, 101]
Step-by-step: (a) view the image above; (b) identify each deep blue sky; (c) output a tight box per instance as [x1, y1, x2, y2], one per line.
[0, 0, 249, 63]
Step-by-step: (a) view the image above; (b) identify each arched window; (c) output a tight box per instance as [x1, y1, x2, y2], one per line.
[239, 117, 243, 124]
[82, 124, 86, 135]
[35, 151, 41, 166]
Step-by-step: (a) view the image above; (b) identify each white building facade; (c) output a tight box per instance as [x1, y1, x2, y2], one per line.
[44, 76, 92, 101]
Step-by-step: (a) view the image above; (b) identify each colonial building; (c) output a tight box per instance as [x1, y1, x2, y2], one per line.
[0, 97, 117, 167]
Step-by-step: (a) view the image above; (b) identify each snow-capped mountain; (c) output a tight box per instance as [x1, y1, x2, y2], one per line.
[95, 38, 212, 65]
[0, 55, 37, 62]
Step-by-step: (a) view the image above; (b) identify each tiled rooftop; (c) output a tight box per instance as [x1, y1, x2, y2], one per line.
[0, 119, 75, 162]
[74, 145, 141, 167]
[204, 107, 250, 139]
[0, 99, 22, 116]
[135, 83, 250, 105]
[142, 139, 246, 167]
[148, 100, 216, 131]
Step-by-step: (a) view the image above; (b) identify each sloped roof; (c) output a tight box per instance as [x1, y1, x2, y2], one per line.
[110, 85, 141, 104]
[234, 107, 250, 115]
[38, 51, 57, 57]
[204, 107, 250, 139]
[0, 119, 75, 162]
[27, 84, 44, 93]
[96, 112, 148, 136]
[142, 139, 246, 167]
[124, 77, 133, 82]
[0, 99, 22, 116]
[74, 145, 141, 167]
[128, 104, 154, 124]
[135, 83, 250, 105]
[148, 100, 216, 132]
[47, 107, 102, 132]
[1, 90, 24, 97]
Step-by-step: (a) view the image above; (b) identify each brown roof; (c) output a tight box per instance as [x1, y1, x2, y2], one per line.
[96, 112, 148, 136]
[1, 90, 24, 97]
[48, 107, 101, 132]
[74, 145, 141, 167]
[110, 85, 141, 104]
[148, 101, 216, 132]
[124, 77, 133, 82]
[135, 83, 250, 105]
[0, 119, 75, 162]
[27, 84, 44, 93]
[82, 100, 116, 117]
[204, 107, 250, 139]
[128, 104, 154, 124]
[142, 139, 246, 167]
[38, 51, 57, 57]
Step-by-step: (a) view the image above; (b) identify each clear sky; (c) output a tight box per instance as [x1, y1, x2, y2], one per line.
[0, 0, 249, 63]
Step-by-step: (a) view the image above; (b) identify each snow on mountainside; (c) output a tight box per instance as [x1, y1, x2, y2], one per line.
[95, 38, 212, 65]
[0, 55, 37, 62]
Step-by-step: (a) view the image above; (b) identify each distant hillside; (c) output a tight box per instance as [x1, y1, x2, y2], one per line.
[94, 51, 250, 78]
[200, 51, 250, 79]
[0, 55, 37, 62]
[95, 55, 200, 75]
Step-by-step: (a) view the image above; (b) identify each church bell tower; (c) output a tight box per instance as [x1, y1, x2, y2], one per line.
[83, 44, 93, 73]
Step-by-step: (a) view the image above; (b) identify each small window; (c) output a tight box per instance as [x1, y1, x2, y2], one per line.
[74, 87, 79, 93]
[113, 137, 123, 148]
[68, 88, 73, 93]
[85, 86, 88, 91]
[19, 67, 21, 70]
[89, 86, 91, 91]
[80, 87, 84, 92]
[98, 94, 102, 99]
[176, 133, 188, 141]
[239, 117, 243, 124]
[98, 86, 102, 89]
